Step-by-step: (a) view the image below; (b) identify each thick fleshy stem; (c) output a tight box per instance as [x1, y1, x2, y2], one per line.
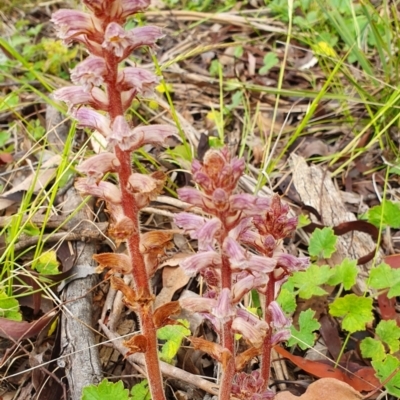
[260, 277, 275, 389]
[104, 52, 165, 400]
[218, 229, 235, 399]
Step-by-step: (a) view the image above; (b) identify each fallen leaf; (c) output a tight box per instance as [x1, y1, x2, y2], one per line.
[274, 345, 379, 392]
[0, 311, 56, 341]
[275, 377, 362, 400]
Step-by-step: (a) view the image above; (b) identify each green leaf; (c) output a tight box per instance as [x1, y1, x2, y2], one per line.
[0, 291, 22, 321]
[131, 380, 151, 400]
[277, 285, 297, 314]
[34, 251, 60, 275]
[376, 320, 400, 354]
[82, 379, 129, 400]
[287, 309, 320, 350]
[259, 53, 279, 75]
[372, 355, 400, 397]
[329, 294, 373, 333]
[360, 337, 386, 362]
[308, 227, 337, 258]
[369, 263, 400, 298]
[289, 264, 334, 299]
[297, 214, 311, 229]
[327, 258, 358, 290]
[157, 320, 190, 364]
[367, 200, 400, 229]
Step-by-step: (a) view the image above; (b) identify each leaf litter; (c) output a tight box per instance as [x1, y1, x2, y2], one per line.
[0, 1, 399, 399]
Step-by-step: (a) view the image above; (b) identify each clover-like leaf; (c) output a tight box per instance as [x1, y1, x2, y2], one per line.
[308, 227, 337, 258]
[327, 258, 358, 290]
[329, 294, 373, 333]
[289, 264, 334, 299]
[82, 379, 129, 400]
[287, 309, 320, 350]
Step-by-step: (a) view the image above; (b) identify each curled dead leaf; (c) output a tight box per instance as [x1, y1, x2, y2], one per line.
[93, 252, 131, 276]
[235, 346, 261, 371]
[124, 334, 148, 356]
[140, 230, 175, 277]
[153, 301, 181, 329]
[189, 336, 232, 370]
[275, 378, 362, 400]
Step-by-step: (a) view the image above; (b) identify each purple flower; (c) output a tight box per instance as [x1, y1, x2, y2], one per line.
[179, 296, 216, 314]
[232, 273, 268, 303]
[232, 316, 268, 348]
[268, 301, 291, 330]
[174, 213, 207, 236]
[211, 288, 235, 322]
[118, 67, 159, 95]
[232, 371, 274, 400]
[102, 22, 131, 58]
[75, 179, 122, 204]
[76, 152, 120, 182]
[70, 56, 106, 91]
[71, 108, 112, 137]
[275, 253, 309, 273]
[196, 218, 221, 251]
[126, 26, 164, 50]
[54, 86, 108, 111]
[83, 0, 151, 20]
[51, 9, 103, 42]
[180, 251, 221, 276]
[108, 119, 177, 151]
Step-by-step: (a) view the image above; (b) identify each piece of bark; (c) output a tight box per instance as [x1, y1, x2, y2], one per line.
[59, 188, 103, 399]
[290, 154, 382, 293]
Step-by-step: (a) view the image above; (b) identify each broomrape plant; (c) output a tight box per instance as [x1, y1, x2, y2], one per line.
[52, 1, 309, 399]
[174, 149, 309, 399]
[52, 1, 175, 400]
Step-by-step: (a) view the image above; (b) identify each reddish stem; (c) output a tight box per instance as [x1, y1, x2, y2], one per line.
[260, 276, 275, 389]
[104, 52, 165, 400]
[218, 226, 236, 400]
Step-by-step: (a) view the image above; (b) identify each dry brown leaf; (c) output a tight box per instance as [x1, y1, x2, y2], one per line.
[275, 378, 363, 400]
[154, 264, 190, 309]
[0, 155, 61, 211]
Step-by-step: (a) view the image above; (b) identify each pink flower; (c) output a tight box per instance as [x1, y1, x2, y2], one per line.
[75, 179, 122, 204]
[211, 288, 235, 322]
[108, 120, 177, 151]
[103, 24, 164, 59]
[70, 56, 106, 91]
[76, 152, 120, 182]
[83, 0, 150, 20]
[232, 316, 268, 348]
[180, 251, 221, 276]
[127, 171, 166, 208]
[174, 213, 207, 236]
[102, 22, 131, 58]
[271, 329, 291, 346]
[118, 67, 159, 95]
[196, 218, 221, 251]
[71, 108, 112, 137]
[275, 253, 309, 273]
[54, 86, 108, 110]
[177, 187, 207, 208]
[126, 26, 164, 50]
[51, 9, 103, 43]
[268, 301, 291, 330]
[231, 273, 268, 303]
[180, 296, 216, 314]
